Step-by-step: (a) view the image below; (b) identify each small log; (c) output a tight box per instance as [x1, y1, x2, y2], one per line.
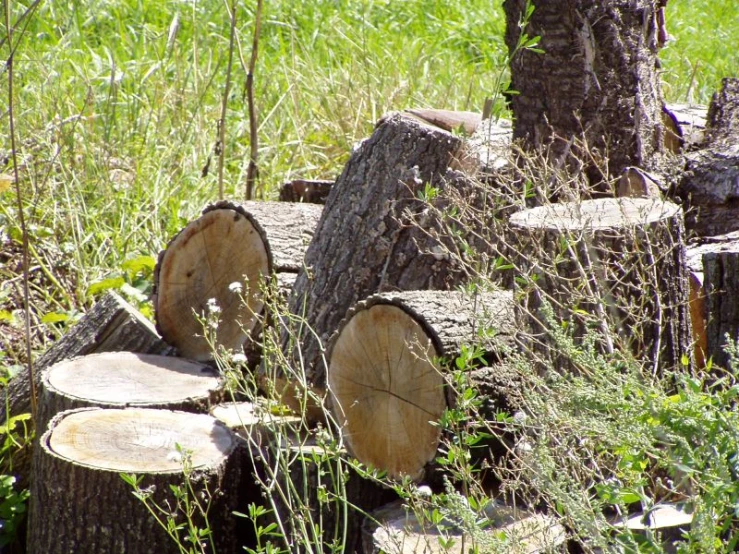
[38, 352, 223, 434]
[210, 400, 303, 444]
[361, 499, 565, 554]
[676, 78, 739, 237]
[611, 503, 693, 552]
[616, 167, 665, 198]
[327, 290, 515, 480]
[28, 407, 246, 554]
[509, 198, 692, 376]
[279, 179, 334, 204]
[662, 104, 707, 153]
[281, 112, 481, 413]
[154, 200, 322, 361]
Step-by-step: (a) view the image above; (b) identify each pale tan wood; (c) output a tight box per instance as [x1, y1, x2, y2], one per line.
[404, 108, 482, 135]
[155, 207, 270, 361]
[210, 400, 302, 443]
[362, 500, 566, 554]
[50, 408, 233, 471]
[329, 304, 445, 481]
[617, 167, 664, 198]
[39, 352, 223, 432]
[29, 408, 246, 553]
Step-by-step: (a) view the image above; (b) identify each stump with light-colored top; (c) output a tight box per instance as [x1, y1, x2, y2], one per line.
[509, 197, 691, 375]
[29, 407, 248, 554]
[37, 351, 224, 433]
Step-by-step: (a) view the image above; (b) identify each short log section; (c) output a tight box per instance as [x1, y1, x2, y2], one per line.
[509, 198, 692, 375]
[38, 352, 223, 433]
[677, 78, 739, 237]
[29, 407, 245, 554]
[703, 243, 739, 370]
[361, 500, 565, 554]
[154, 200, 322, 361]
[327, 290, 515, 481]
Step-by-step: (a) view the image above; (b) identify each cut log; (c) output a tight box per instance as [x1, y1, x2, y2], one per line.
[617, 167, 665, 198]
[676, 78, 739, 237]
[28, 407, 247, 554]
[280, 112, 480, 413]
[509, 198, 692, 376]
[279, 179, 334, 204]
[327, 290, 515, 481]
[38, 352, 223, 434]
[210, 400, 303, 444]
[361, 499, 566, 554]
[405, 108, 482, 136]
[154, 200, 322, 361]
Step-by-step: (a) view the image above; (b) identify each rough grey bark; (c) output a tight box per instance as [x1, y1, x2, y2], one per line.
[258, 444, 397, 554]
[509, 198, 692, 376]
[328, 290, 516, 368]
[676, 78, 739, 237]
[703, 246, 739, 371]
[28, 408, 248, 554]
[235, 200, 323, 273]
[281, 113, 478, 401]
[1, 292, 173, 428]
[503, 0, 665, 181]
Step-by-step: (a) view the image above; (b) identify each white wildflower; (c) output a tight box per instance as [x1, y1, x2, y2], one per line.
[228, 281, 243, 294]
[206, 298, 221, 313]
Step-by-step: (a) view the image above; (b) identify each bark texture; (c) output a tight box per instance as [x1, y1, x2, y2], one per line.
[703, 246, 739, 371]
[281, 113, 476, 407]
[37, 352, 223, 435]
[676, 78, 739, 237]
[28, 408, 248, 554]
[504, 0, 665, 180]
[509, 198, 692, 376]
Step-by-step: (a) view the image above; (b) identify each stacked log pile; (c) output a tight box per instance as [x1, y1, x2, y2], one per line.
[16, 79, 739, 552]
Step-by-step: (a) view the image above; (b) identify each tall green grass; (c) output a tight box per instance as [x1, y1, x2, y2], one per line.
[0, 0, 737, 355]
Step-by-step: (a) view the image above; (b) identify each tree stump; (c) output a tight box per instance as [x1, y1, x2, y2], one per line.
[38, 352, 223, 434]
[361, 499, 565, 554]
[327, 290, 515, 480]
[154, 200, 322, 361]
[509, 197, 692, 376]
[279, 112, 480, 413]
[503, 0, 666, 181]
[677, 78, 739, 237]
[703, 244, 739, 371]
[28, 407, 247, 554]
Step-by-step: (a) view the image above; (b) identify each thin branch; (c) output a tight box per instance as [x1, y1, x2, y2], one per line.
[5, 0, 37, 419]
[245, 0, 263, 200]
[217, 0, 238, 200]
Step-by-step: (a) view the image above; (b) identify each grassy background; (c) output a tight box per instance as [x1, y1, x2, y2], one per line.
[0, 0, 737, 367]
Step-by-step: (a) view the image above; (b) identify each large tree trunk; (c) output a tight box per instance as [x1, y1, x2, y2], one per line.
[28, 407, 248, 554]
[503, 0, 665, 182]
[327, 290, 515, 481]
[676, 78, 739, 237]
[277, 113, 479, 414]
